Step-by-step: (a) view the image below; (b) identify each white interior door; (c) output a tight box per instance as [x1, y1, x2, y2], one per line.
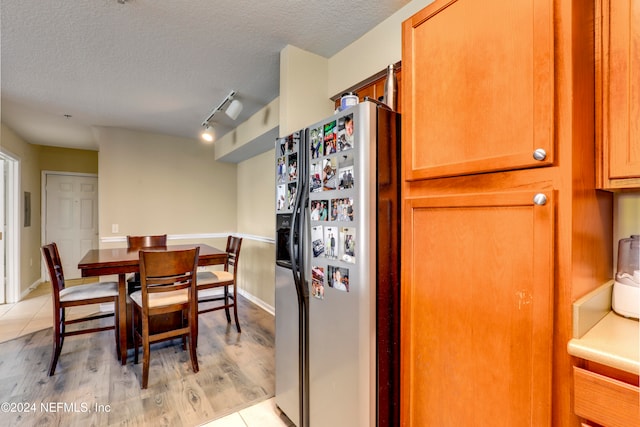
[0, 159, 5, 304]
[45, 174, 98, 279]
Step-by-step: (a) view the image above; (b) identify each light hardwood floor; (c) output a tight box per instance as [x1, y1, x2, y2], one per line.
[0, 282, 294, 427]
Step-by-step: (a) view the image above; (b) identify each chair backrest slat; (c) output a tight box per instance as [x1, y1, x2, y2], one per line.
[127, 235, 168, 283]
[127, 234, 167, 250]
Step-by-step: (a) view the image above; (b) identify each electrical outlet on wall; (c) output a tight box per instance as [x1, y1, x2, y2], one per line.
[112, 224, 119, 233]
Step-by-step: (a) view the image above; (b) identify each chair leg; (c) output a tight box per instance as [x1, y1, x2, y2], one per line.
[133, 305, 139, 365]
[232, 299, 241, 333]
[194, 310, 199, 349]
[48, 308, 63, 376]
[59, 308, 66, 350]
[181, 315, 187, 350]
[189, 309, 199, 373]
[180, 308, 187, 350]
[141, 317, 150, 389]
[224, 286, 231, 324]
[114, 298, 121, 360]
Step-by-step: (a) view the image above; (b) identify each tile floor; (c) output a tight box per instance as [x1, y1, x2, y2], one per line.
[0, 280, 293, 427]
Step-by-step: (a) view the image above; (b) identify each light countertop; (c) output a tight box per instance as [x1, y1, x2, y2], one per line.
[568, 310, 639, 375]
[567, 280, 639, 375]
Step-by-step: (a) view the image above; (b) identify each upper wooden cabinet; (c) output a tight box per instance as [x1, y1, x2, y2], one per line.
[596, 0, 640, 189]
[402, 0, 554, 181]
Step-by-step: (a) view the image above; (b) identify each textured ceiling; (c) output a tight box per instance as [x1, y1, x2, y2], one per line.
[1, 0, 410, 150]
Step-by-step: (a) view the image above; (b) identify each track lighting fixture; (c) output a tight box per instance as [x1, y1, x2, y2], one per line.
[200, 90, 243, 143]
[201, 90, 243, 126]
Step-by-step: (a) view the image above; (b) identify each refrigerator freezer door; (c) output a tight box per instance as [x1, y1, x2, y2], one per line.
[275, 129, 308, 427]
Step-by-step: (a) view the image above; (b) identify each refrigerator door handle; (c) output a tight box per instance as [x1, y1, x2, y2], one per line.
[290, 130, 308, 300]
[289, 173, 304, 294]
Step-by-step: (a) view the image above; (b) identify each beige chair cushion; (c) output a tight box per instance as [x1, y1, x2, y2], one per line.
[59, 282, 118, 302]
[130, 289, 189, 308]
[197, 270, 233, 285]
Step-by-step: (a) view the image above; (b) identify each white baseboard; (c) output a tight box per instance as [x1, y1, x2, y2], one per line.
[238, 288, 274, 316]
[201, 287, 275, 316]
[20, 279, 44, 301]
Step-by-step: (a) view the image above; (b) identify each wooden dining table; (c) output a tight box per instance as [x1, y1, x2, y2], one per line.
[77, 243, 228, 365]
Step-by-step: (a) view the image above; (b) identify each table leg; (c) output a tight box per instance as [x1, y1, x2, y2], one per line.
[118, 273, 128, 365]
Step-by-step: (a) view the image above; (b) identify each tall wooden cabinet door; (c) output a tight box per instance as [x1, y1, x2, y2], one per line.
[402, 0, 554, 180]
[401, 190, 554, 426]
[598, 0, 640, 186]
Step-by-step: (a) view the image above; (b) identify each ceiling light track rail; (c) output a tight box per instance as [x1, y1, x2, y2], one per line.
[201, 90, 237, 127]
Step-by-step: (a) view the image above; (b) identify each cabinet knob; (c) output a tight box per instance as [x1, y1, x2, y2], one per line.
[533, 193, 547, 206]
[533, 148, 547, 161]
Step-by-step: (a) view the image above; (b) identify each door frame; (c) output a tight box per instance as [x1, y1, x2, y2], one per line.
[41, 171, 99, 280]
[1, 149, 20, 304]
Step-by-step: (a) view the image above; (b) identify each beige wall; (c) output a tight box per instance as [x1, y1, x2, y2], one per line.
[95, 126, 236, 242]
[279, 45, 334, 136]
[237, 150, 276, 306]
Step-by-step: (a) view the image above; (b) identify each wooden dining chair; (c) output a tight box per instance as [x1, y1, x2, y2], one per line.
[126, 234, 167, 294]
[196, 236, 243, 333]
[41, 242, 119, 376]
[130, 247, 199, 389]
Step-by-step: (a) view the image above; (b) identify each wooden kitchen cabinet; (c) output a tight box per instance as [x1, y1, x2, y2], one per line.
[596, 0, 640, 189]
[401, 189, 555, 426]
[401, 1, 614, 426]
[402, 0, 554, 181]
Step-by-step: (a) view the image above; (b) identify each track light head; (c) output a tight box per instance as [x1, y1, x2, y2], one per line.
[201, 125, 215, 143]
[225, 99, 243, 120]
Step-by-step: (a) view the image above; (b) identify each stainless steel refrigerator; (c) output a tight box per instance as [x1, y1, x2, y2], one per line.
[275, 101, 400, 427]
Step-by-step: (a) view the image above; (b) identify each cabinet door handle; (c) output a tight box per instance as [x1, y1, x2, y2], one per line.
[533, 148, 547, 161]
[533, 193, 547, 205]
